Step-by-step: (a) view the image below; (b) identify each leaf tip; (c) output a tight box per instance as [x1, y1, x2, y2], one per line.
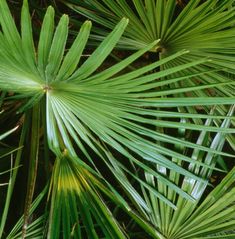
[84, 20, 92, 27]
[121, 17, 129, 25]
[182, 49, 190, 54]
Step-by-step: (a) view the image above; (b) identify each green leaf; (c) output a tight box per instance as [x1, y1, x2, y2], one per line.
[37, 6, 55, 76]
[56, 20, 92, 81]
[45, 14, 69, 82]
[69, 18, 129, 82]
[21, 0, 36, 69]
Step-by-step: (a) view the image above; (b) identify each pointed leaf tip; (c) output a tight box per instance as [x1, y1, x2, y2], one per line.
[61, 14, 69, 21]
[47, 6, 54, 11]
[84, 20, 92, 27]
[120, 17, 129, 25]
[84, 20, 92, 24]
[182, 49, 190, 54]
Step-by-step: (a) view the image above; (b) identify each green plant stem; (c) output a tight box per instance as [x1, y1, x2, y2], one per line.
[22, 103, 41, 238]
[0, 115, 28, 238]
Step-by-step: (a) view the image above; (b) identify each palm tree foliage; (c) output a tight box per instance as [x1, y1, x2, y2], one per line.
[63, 0, 235, 153]
[138, 105, 235, 238]
[0, 0, 234, 238]
[63, 0, 235, 55]
[144, 163, 235, 239]
[63, 0, 235, 100]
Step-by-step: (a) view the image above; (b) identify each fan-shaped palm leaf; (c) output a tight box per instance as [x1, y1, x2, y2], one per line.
[0, 0, 235, 238]
[63, 0, 235, 53]
[49, 153, 129, 238]
[136, 105, 235, 238]
[63, 0, 235, 167]
[63, 0, 235, 99]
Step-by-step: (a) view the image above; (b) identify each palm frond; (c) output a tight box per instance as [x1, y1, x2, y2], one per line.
[0, 0, 234, 203]
[63, 0, 235, 101]
[48, 153, 127, 239]
[0, 1, 234, 238]
[138, 105, 235, 238]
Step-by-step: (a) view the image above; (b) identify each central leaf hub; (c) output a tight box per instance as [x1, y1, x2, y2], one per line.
[43, 85, 52, 92]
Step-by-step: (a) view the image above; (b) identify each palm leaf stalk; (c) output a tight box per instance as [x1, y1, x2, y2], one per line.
[0, 0, 234, 238]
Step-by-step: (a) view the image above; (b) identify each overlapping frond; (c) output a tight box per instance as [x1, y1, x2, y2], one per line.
[138, 107, 235, 238]
[64, 0, 235, 99]
[49, 153, 129, 239]
[0, 0, 234, 238]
